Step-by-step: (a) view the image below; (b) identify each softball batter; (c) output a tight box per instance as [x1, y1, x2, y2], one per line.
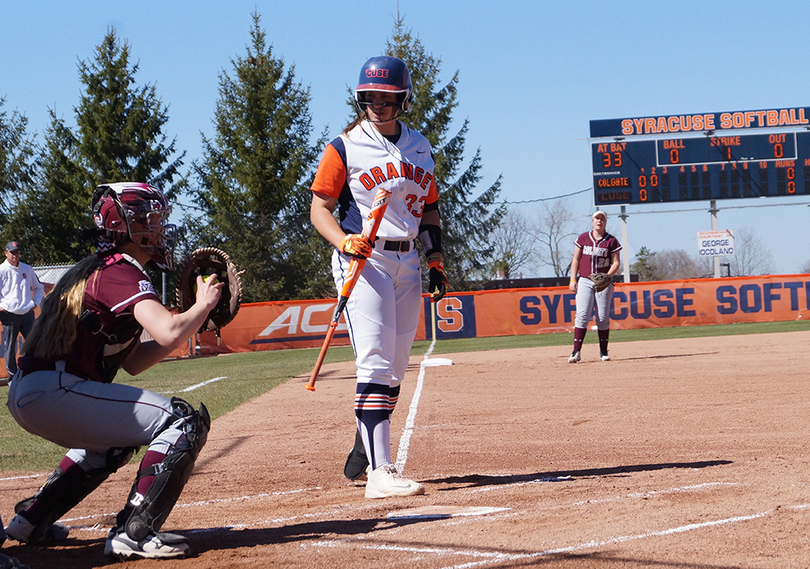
[5, 183, 220, 560]
[310, 55, 448, 499]
[568, 210, 621, 362]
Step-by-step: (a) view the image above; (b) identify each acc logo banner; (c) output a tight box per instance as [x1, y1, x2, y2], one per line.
[247, 301, 350, 349]
[422, 295, 477, 340]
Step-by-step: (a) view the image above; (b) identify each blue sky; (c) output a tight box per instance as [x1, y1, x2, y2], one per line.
[2, 0, 808, 274]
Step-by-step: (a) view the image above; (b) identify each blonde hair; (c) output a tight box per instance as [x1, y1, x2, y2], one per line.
[23, 255, 101, 359]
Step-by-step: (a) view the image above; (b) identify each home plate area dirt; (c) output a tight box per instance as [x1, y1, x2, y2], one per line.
[2, 331, 810, 568]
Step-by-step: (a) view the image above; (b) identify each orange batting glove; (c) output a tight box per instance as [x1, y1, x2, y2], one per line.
[339, 233, 373, 259]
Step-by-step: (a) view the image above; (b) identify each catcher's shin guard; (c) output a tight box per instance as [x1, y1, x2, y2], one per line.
[119, 400, 210, 541]
[15, 447, 136, 538]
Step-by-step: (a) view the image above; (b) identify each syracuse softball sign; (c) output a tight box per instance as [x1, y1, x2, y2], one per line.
[697, 230, 735, 257]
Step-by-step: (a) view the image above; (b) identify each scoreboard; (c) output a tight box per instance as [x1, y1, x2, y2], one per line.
[590, 107, 810, 206]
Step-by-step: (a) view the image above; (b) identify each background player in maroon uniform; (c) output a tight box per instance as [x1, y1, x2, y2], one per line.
[568, 210, 621, 362]
[5, 183, 221, 560]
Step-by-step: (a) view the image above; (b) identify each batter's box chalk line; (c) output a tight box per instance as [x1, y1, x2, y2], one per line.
[422, 358, 453, 367]
[387, 506, 509, 520]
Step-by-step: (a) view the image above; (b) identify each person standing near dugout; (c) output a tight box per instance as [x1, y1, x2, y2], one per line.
[310, 55, 448, 499]
[4, 183, 221, 561]
[0, 241, 44, 381]
[568, 210, 621, 363]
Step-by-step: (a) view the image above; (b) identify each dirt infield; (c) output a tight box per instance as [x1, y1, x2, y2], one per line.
[3, 331, 810, 568]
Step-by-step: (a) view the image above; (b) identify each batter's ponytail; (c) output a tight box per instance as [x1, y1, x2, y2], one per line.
[23, 255, 102, 360]
[343, 111, 367, 135]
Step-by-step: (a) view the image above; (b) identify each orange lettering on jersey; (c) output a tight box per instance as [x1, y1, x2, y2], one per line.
[401, 162, 414, 180]
[414, 166, 424, 185]
[386, 162, 399, 180]
[370, 167, 386, 184]
[414, 196, 426, 218]
[420, 172, 433, 190]
[359, 173, 375, 190]
[437, 297, 464, 333]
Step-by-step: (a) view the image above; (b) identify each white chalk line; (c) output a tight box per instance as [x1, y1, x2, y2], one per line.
[394, 334, 437, 472]
[570, 481, 740, 506]
[306, 504, 810, 569]
[162, 376, 225, 394]
[0, 472, 50, 482]
[60, 486, 326, 534]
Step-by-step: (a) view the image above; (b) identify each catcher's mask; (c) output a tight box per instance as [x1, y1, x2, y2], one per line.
[92, 182, 177, 271]
[354, 55, 413, 121]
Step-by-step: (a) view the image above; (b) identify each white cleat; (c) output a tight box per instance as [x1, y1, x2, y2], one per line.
[365, 464, 425, 499]
[600, 351, 611, 361]
[104, 528, 190, 560]
[5, 513, 69, 544]
[568, 350, 581, 363]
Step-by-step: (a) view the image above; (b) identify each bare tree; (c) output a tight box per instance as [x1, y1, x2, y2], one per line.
[651, 249, 704, 280]
[488, 206, 535, 278]
[725, 226, 774, 276]
[534, 199, 577, 277]
[800, 259, 810, 274]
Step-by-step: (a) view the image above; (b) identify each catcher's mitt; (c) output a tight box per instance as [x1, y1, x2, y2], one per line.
[589, 272, 611, 293]
[176, 247, 242, 333]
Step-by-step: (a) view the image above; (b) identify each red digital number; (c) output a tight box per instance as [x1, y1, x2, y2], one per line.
[670, 149, 679, 164]
[602, 152, 623, 168]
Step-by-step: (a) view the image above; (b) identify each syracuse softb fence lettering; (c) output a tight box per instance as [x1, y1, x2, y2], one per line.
[26, 274, 806, 370]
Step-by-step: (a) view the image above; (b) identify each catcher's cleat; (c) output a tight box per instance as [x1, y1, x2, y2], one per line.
[365, 464, 425, 499]
[104, 528, 190, 560]
[568, 350, 580, 363]
[5, 514, 69, 544]
[0, 552, 30, 569]
[344, 430, 370, 481]
[600, 351, 611, 361]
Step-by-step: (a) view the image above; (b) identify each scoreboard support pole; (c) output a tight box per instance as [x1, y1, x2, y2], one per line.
[710, 200, 720, 279]
[620, 206, 630, 282]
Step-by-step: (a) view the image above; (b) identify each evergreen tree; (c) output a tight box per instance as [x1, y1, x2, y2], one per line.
[630, 246, 661, 281]
[8, 29, 184, 264]
[0, 99, 38, 237]
[186, 12, 329, 302]
[5, 112, 87, 263]
[386, 17, 505, 290]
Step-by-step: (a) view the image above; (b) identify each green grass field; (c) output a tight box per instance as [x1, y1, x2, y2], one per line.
[2, 320, 808, 473]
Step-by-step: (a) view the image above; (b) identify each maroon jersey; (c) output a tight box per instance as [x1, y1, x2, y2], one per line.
[20, 253, 159, 383]
[574, 231, 622, 279]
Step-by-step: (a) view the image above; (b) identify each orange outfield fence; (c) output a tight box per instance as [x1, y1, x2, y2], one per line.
[2, 273, 810, 374]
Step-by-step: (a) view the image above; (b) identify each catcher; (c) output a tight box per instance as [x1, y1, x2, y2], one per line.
[4, 183, 234, 561]
[567, 210, 622, 363]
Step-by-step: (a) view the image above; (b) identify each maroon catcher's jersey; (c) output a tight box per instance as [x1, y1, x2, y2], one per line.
[21, 254, 159, 383]
[574, 231, 622, 279]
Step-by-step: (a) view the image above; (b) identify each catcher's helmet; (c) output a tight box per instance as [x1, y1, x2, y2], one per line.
[92, 182, 176, 271]
[354, 55, 413, 117]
